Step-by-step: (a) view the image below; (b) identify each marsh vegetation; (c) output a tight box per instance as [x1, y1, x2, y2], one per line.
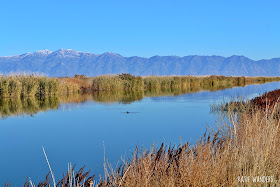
[1, 74, 279, 99]
[1, 74, 280, 118]
[77, 74, 280, 92]
[0, 75, 79, 98]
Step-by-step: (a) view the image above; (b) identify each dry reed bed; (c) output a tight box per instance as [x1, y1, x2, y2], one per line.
[1, 74, 280, 98]
[68, 74, 280, 92]
[211, 88, 280, 113]
[251, 89, 280, 109]
[0, 75, 80, 98]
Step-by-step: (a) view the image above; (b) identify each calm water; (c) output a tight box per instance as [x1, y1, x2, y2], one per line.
[0, 82, 280, 185]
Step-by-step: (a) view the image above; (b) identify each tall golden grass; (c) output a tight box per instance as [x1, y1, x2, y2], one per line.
[1, 74, 280, 98]
[0, 75, 80, 98]
[91, 74, 144, 91]
[74, 74, 280, 92]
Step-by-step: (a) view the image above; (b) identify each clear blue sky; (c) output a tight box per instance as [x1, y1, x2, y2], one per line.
[0, 0, 279, 60]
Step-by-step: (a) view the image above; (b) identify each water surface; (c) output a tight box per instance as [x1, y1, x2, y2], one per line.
[0, 82, 279, 185]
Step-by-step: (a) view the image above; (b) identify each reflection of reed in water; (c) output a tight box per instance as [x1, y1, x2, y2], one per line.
[0, 91, 145, 118]
[0, 78, 279, 118]
[90, 90, 144, 104]
[58, 91, 144, 104]
[0, 97, 59, 119]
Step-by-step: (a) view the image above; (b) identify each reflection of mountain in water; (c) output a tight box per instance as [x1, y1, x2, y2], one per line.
[0, 82, 279, 118]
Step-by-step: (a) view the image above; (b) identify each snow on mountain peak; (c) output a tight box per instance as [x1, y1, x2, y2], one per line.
[100, 52, 122, 57]
[52, 49, 82, 57]
[35, 49, 53, 55]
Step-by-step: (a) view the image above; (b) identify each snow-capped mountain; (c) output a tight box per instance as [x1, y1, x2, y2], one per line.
[0, 49, 279, 77]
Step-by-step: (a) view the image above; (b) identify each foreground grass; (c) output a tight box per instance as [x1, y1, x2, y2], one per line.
[11, 88, 280, 186]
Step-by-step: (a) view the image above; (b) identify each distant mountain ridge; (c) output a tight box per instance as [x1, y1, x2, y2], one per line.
[0, 49, 279, 77]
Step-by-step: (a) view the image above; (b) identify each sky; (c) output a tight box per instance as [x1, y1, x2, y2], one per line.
[0, 0, 279, 60]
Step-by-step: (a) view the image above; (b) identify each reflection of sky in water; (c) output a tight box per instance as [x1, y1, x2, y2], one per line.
[0, 82, 280, 185]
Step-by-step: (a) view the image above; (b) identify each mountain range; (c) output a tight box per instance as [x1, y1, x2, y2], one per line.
[0, 49, 279, 77]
